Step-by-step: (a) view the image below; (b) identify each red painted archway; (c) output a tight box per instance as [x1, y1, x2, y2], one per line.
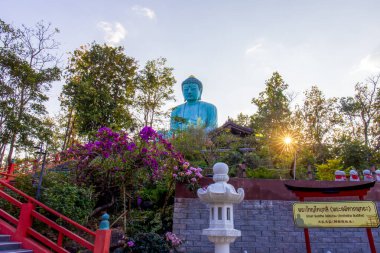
[284, 180, 377, 253]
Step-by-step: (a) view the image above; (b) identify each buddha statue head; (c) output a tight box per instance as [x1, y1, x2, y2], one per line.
[182, 75, 203, 102]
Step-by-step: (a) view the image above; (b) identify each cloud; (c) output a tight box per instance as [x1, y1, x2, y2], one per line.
[352, 52, 380, 74]
[97, 21, 127, 45]
[132, 5, 156, 19]
[245, 43, 263, 55]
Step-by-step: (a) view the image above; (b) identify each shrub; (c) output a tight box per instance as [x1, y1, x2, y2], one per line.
[315, 158, 343, 181]
[129, 232, 170, 253]
[14, 174, 37, 196]
[246, 167, 277, 179]
[41, 181, 95, 225]
[64, 127, 203, 201]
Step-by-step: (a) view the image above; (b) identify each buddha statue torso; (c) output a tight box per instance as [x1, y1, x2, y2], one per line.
[170, 76, 217, 132]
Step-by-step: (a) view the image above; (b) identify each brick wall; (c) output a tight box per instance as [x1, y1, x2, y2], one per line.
[173, 180, 380, 253]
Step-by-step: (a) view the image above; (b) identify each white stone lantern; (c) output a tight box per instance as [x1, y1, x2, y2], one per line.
[197, 162, 245, 253]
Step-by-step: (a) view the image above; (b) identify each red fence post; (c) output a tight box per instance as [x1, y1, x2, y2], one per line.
[6, 162, 16, 181]
[13, 202, 34, 241]
[93, 229, 111, 253]
[7, 162, 15, 175]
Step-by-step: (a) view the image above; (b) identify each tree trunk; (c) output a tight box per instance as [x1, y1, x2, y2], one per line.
[8, 86, 26, 165]
[123, 185, 127, 232]
[364, 122, 369, 147]
[7, 133, 17, 165]
[67, 116, 75, 148]
[62, 107, 73, 151]
[307, 164, 313, 180]
[0, 144, 6, 168]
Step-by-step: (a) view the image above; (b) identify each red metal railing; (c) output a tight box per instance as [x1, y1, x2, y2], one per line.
[0, 179, 110, 253]
[0, 172, 17, 181]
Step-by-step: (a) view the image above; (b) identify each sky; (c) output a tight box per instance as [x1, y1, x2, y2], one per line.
[2, 0, 380, 127]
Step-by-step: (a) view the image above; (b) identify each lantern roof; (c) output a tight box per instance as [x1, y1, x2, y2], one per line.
[197, 163, 244, 204]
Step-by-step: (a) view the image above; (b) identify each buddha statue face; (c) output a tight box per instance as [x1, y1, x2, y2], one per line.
[183, 82, 201, 102]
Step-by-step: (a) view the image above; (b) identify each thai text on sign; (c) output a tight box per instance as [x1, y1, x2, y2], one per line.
[293, 201, 380, 228]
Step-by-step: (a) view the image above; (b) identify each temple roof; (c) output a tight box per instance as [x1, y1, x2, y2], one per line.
[217, 120, 253, 137]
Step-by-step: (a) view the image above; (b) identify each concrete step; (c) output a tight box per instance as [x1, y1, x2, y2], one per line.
[0, 238, 33, 253]
[0, 242, 21, 251]
[0, 235, 10, 242]
[0, 250, 33, 253]
[0, 235, 33, 253]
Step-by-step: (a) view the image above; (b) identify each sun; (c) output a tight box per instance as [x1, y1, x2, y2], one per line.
[284, 136, 292, 145]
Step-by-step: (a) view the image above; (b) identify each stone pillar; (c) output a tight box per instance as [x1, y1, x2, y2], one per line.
[197, 162, 244, 253]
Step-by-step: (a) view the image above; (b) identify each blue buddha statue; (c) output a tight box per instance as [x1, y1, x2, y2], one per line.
[170, 76, 217, 132]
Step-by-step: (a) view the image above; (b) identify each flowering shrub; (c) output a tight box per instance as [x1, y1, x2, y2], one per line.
[120, 232, 182, 253]
[63, 126, 199, 249]
[64, 126, 202, 197]
[165, 232, 182, 247]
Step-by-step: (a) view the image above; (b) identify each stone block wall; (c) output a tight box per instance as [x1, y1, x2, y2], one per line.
[173, 179, 380, 253]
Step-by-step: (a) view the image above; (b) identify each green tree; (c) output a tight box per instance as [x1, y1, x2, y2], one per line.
[295, 86, 340, 162]
[0, 19, 61, 164]
[58, 101, 78, 151]
[333, 137, 371, 169]
[251, 72, 291, 137]
[340, 74, 380, 148]
[234, 113, 251, 127]
[250, 72, 293, 176]
[171, 126, 209, 168]
[136, 58, 176, 128]
[62, 43, 138, 138]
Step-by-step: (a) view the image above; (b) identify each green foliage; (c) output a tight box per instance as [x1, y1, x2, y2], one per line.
[14, 174, 37, 196]
[136, 57, 176, 128]
[0, 174, 37, 218]
[171, 127, 209, 167]
[127, 210, 163, 235]
[0, 19, 61, 164]
[296, 86, 340, 163]
[234, 113, 251, 127]
[294, 166, 312, 180]
[13, 173, 72, 200]
[220, 151, 242, 169]
[242, 152, 261, 169]
[28, 173, 94, 224]
[251, 72, 291, 135]
[210, 130, 259, 171]
[246, 167, 278, 179]
[1, 172, 94, 227]
[131, 232, 170, 253]
[248, 72, 297, 176]
[62, 43, 138, 138]
[137, 182, 169, 208]
[340, 76, 380, 148]
[41, 180, 95, 225]
[315, 158, 343, 180]
[338, 139, 371, 169]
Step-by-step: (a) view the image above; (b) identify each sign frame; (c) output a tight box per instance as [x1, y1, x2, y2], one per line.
[293, 201, 380, 228]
